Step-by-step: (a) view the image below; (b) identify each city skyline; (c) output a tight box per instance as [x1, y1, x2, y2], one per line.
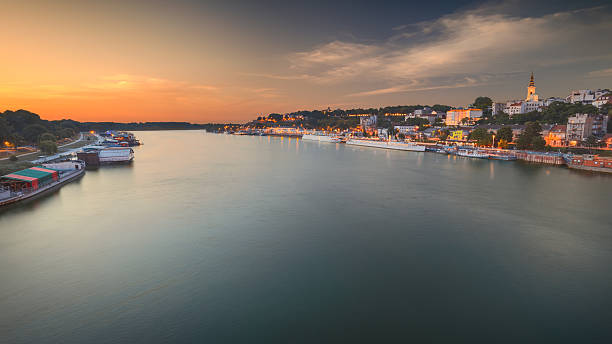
[1, 0, 611, 123]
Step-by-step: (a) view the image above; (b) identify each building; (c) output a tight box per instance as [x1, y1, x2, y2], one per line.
[405, 107, 441, 123]
[359, 115, 377, 134]
[593, 93, 611, 108]
[492, 74, 544, 116]
[445, 109, 483, 125]
[394, 125, 418, 135]
[566, 114, 609, 142]
[602, 134, 612, 149]
[543, 97, 566, 106]
[566, 90, 597, 104]
[544, 125, 567, 147]
[447, 129, 471, 141]
[491, 102, 506, 116]
[526, 72, 539, 102]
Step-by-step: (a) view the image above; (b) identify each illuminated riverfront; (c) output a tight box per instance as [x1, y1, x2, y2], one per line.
[1, 1, 612, 343]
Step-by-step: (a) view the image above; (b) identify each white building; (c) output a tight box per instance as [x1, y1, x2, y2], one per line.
[394, 125, 418, 135]
[492, 74, 545, 116]
[593, 93, 611, 108]
[566, 90, 596, 104]
[359, 115, 377, 129]
[543, 97, 566, 106]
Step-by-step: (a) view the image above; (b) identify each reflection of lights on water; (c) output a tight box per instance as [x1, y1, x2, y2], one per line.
[546, 170, 551, 175]
[489, 162, 495, 179]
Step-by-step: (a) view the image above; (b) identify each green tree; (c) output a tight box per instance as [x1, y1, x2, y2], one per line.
[473, 96, 493, 116]
[22, 124, 47, 143]
[496, 127, 513, 143]
[516, 122, 545, 151]
[58, 127, 75, 138]
[439, 129, 450, 141]
[468, 128, 493, 146]
[39, 140, 58, 154]
[39, 132, 57, 143]
[585, 135, 599, 149]
[0, 117, 13, 143]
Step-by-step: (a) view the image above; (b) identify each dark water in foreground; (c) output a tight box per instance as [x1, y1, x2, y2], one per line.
[1, 131, 611, 343]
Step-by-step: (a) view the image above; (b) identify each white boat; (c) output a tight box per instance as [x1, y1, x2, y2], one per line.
[346, 139, 426, 152]
[457, 149, 489, 159]
[99, 147, 134, 163]
[301, 134, 341, 143]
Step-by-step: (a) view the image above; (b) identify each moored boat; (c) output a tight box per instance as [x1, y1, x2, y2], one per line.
[346, 139, 426, 152]
[457, 149, 489, 159]
[99, 147, 134, 164]
[566, 154, 612, 173]
[0, 161, 86, 208]
[301, 134, 341, 143]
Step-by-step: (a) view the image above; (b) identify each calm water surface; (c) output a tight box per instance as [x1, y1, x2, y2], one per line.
[1, 131, 611, 343]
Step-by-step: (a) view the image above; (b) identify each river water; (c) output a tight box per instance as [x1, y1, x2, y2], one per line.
[1, 131, 611, 343]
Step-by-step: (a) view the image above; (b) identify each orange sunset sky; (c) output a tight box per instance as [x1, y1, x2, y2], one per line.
[2, 1, 611, 123]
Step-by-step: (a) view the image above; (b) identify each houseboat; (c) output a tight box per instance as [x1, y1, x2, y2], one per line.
[0, 161, 86, 207]
[566, 154, 612, 173]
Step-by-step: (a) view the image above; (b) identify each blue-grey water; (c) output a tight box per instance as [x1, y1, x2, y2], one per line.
[1, 131, 611, 343]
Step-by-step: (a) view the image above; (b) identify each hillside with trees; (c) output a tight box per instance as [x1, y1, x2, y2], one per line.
[0, 109, 210, 146]
[479, 101, 610, 132]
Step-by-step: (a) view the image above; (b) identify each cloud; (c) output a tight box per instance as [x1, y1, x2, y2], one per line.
[588, 68, 612, 77]
[284, 5, 612, 96]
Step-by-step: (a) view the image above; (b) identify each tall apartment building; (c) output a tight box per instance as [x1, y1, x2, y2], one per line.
[566, 113, 609, 142]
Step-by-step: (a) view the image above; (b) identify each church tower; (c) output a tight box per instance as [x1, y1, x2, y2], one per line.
[526, 72, 539, 101]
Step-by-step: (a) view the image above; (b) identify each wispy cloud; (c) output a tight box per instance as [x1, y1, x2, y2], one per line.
[280, 5, 612, 96]
[588, 68, 612, 77]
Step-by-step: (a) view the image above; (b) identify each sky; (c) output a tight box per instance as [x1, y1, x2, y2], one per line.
[1, 0, 611, 123]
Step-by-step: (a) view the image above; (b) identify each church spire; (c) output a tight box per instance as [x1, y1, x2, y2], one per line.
[526, 72, 538, 101]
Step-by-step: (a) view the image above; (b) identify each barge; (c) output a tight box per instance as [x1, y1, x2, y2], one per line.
[0, 161, 86, 207]
[77, 147, 134, 167]
[346, 139, 426, 152]
[301, 134, 341, 143]
[566, 154, 612, 173]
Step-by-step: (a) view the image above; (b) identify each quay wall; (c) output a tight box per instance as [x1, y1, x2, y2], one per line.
[514, 152, 565, 165]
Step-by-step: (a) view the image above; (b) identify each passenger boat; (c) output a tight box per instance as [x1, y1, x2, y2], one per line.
[566, 154, 612, 173]
[457, 149, 490, 159]
[346, 139, 426, 152]
[0, 161, 86, 207]
[301, 134, 342, 143]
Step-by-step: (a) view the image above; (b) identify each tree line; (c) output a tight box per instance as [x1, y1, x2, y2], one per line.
[0, 109, 209, 146]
